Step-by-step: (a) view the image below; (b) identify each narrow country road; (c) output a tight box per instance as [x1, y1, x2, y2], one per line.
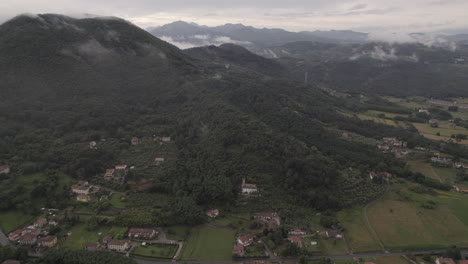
[0, 228, 11, 246]
[132, 249, 463, 264]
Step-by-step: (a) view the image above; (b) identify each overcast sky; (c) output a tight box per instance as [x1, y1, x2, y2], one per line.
[0, 0, 467, 34]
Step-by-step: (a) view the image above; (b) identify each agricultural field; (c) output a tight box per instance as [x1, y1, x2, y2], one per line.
[131, 243, 178, 259]
[180, 225, 236, 260]
[357, 114, 400, 127]
[407, 160, 458, 184]
[412, 122, 468, 144]
[62, 224, 127, 249]
[337, 208, 381, 253]
[0, 210, 37, 233]
[364, 110, 409, 119]
[319, 238, 349, 255]
[367, 186, 468, 250]
[109, 193, 127, 209]
[321, 256, 411, 264]
[165, 225, 191, 241]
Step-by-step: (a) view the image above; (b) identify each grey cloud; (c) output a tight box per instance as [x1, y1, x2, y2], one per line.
[349, 3, 368, 10]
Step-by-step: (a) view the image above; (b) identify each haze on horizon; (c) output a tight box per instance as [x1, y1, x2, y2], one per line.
[0, 0, 467, 36]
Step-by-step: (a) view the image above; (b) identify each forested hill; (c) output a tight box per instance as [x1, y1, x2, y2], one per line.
[0, 14, 421, 214]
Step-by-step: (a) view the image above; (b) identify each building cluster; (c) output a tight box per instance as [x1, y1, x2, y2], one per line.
[287, 228, 311, 249]
[84, 227, 158, 253]
[8, 218, 58, 248]
[377, 137, 410, 157]
[241, 178, 258, 195]
[71, 181, 101, 202]
[104, 165, 128, 184]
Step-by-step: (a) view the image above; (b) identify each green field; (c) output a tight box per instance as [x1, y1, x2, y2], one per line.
[165, 225, 191, 241]
[367, 188, 468, 250]
[0, 210, 37, 233]
[408, 160, 458, 184]
[365, 110, 409, 119]
[131, 243, 178, 259]
[413, 122, 468, 144]
[180, 225, 235, 260]
[109, 193, 127, 209]
[337, 208, 381, 252]
[62, 224, 128, 249]
[357, 114, 399, 127]
[319, 238, 349, 254]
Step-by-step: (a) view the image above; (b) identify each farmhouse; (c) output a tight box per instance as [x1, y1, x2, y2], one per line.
[102, 234, 113, 244]
[206, 209, 219, 218]
[454, 185, 468, 193]
[71, 183, 92, 195]
[154, 157, 165, 166]
[455, 162, 468, 169]
[84, 242, 102, 251]
[254, 212, 281, 225]
[435, 258, 455, 264]
[89, 141, 97, 149]
[288, 228, 308, 236]
[127, 228, 157, 239]
[76, 195, 92, 202]
[288, 235, 303, 248]
[104, 169, 116, 180]
[0, 165, 10, 175]
[37, 236, 57, 248]
[369, 172, 377, 180]
[131, 137, 140, 145]
[237, 234, 254, 246]
[19, 234, 37, 246]
[107, 240, 131, 252]
[155, 136, 171, 142]
[241, 178, 258, 194]
[104, 165, 128, 184]
[8, 229, 25, 241]
[342, 132, 349, 138]
[326, 230, 343, 239]
[232, 243, 245, 256]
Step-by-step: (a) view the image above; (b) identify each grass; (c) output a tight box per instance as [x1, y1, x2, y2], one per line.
[408, 159, 458, 184]
[180, 225, 235, 260]
[131, 243, 178, 259]
[0, 210, 37, 233]
[357, 114, 399, 127]
[109, 193, 127, 209]
[165, 225, 191, 241]
[319, 238, 349, 255]
[367, 189, 468, 250]
[365, 110, 409, 119]
[62, 224, 127, 249]
[413, 122, 468, 144]
[337, 208, 381, 253]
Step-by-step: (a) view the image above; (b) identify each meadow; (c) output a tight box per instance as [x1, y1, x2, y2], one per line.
[131, 243, 178, 259]
[337, 208, 381, 253]
[180, 225, 235, 260]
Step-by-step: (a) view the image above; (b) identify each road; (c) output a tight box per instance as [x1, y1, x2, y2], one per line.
[133, 249, 462, 264]
[0, 228, 11, 246]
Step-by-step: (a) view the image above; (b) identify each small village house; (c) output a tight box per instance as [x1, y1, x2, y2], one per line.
[131, 137, 140, 145]
[206, 209, 219, 218]
[89, 141, 97, 149]
[288, 228, 308, 236]
[254, 212, 281, 225]
[0, 165, 10, 175]
[232, 243, 245, 256]
[154, 157, 165, 165]
[454, 185, 468, 193]
[241, 178, 258, 194]
[435, 258, 455, 264]
[127, 228, 157, 239]
[104, 169, 116, 180]
[19, 234, 37, 246]
[76, 195, 92, 202]
[107, 240, 131, 252]
[326, 230, 343, 239]
[8, 229, 24, 241]
[342, 132, 349, 138]
[455, 162, 468, 169]
[102, 234, 113, 244]
[237, 234, 254, 246]
[84, 242, 101, 251]
[369, 172, 377, 180]
[155, 136, 171, 142]
[71, 184, 92, 195]
[34, 218, 47, 228]
[37, 236, 57, 248]
[288, 235, 303, 248]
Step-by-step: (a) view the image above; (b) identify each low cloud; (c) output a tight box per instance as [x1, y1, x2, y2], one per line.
[350, 45, 419, 62]
[160, 34, 251, 49]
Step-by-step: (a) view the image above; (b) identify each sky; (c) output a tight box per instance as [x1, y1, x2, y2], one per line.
[0, 0, 467, 34]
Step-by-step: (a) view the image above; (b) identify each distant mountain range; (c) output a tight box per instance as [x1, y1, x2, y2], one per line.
[149, 21, 468, 52]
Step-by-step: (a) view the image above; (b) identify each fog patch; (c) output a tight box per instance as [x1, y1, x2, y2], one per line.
[350, 45, 419, 62]
[367, 31, 457, 50]
[159, 34, 251, 49]
[160, 36, 197, 49]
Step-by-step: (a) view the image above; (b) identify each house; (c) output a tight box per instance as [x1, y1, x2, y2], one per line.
[431, 150, 441, 157]
[454, 185, 468, 193]
[71, 184, 92, 195]
[326, 230, 343, 239]
[76, 195, 92, 202]
[455, 162, 468, 169]
[104, 169, 116, 180]
[206, 209, 219, 218]
[155, 136, 171, 142]
[377, 144, 390, 150]
[429, 119, 439, 128]
[454, 58, 466, 64]
[369, 172, 377, 180]
[127, 228, 157, 239]
[435, 258, 455, 264]
[89, 141, 97, 149]
[2, 260, 21, 264]
[288, 235, 303, 248]
[84, 242, 101, 251]
[419, 108, 429, 113]
[107, 240, 131, 252]
[241, 178, 258, 194]
[19, 234, 37, 246]
[102, 234, 113, 244]
[105, 165, 128, 184]
[131, 137, 140, 145]
[0, 165, 10, 175]
[254, 212, 281, 225]
[431, 157, 452, 165]
[154, 157, 165, 166]
[232, 243, 245, 256]
[49, 220, 59, 226]
[37, 236, 57, 248]
[288, 228, 308, 236]
[8, 229, 24, 241]
[34, 218, 47, 228]
[237, 234, 254, 246]
[115, 165, 128, 171]
[342, 132, 349, 138]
